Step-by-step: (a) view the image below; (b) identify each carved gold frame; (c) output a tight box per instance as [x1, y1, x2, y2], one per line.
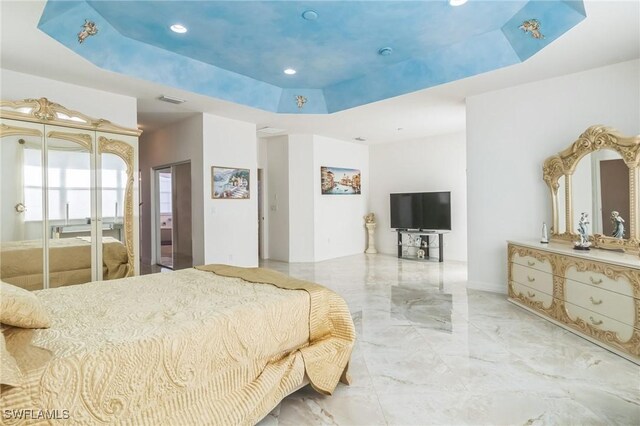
[543, 125, 640, 255]
[0, 98, 141, 137]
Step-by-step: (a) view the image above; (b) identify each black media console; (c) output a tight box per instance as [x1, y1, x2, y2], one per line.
[396, 229, 446, 263]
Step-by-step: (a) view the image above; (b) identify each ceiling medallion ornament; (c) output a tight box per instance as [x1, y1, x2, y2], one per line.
[295, 95, 307, 109]
[519, 19, 544, 39]
[78, 19, 98, 44]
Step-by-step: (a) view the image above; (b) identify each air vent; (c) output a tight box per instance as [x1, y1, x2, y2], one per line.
[257, 127, 285, 135]
[158, 95, 186, 104]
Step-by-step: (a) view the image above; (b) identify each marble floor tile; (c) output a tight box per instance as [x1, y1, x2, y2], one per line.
[259, 254, 640, 425]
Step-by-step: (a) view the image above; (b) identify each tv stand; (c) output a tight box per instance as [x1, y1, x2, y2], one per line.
[396, 229, 446, 262]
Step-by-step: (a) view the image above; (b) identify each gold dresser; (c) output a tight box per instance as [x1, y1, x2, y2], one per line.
[508, 125, 640, 363]
[508, 240, 640, 363]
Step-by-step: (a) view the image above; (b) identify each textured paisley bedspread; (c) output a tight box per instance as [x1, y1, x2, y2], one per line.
[1, 266, 355, 425]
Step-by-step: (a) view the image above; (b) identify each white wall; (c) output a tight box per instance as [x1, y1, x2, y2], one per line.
[139, 114, 205, 265]
[466, 59, 640, 293]
[265, 134, 369, 262]
[266, 136, 289, 262]
[288, 135, 316, 262]
[313, 135, 369, 261]
[369, 132, 468, 261]
[0, 69, 137, 128]
[202, 113, 258, 267]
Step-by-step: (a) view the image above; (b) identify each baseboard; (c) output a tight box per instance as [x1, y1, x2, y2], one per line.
[466, 280, 506, 294]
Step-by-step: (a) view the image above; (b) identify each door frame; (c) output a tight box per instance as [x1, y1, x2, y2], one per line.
[150, 160, 191, 268]
[153, 167, 172, 268]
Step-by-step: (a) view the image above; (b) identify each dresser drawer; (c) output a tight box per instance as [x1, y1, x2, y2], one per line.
[564, 299, 635, 343]
[510, 281, 553, 310]
[565, 266, 636, 299]
[511, 252, 553, 275]
[510, 263, 554, 296]
[565, 279, 637, 328]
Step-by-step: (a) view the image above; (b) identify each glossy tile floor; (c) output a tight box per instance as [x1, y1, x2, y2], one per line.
[257, 254, 640, 426]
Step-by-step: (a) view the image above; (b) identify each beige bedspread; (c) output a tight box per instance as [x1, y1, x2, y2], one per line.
[0, 266, 355, 425]
[0, 237, 130, 290]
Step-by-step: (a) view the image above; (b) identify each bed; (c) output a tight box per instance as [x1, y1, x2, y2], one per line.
[0, 265, 355, 425]
[0, 237, 130, 290]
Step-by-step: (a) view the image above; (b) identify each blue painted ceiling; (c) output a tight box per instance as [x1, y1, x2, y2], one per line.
[38, 1, 586, 114]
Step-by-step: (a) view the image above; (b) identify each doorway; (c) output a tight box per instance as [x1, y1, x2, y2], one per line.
[154, 162, 192, 270]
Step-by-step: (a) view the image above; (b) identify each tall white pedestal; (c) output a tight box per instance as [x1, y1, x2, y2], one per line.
[365, 223, 378, 254]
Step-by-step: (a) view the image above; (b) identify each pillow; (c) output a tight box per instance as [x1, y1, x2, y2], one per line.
[0, 281, 51, 328]
[0, 331, 22, 387]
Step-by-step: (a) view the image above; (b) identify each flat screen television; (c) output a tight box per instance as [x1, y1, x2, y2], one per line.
[390, 192, 451, 230]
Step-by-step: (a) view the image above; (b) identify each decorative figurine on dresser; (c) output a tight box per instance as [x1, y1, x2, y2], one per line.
[611, 211, 625, 239]
[540, 222, 549, 244]
[574, 212, 591, 250]
[509, 125, 640, 364]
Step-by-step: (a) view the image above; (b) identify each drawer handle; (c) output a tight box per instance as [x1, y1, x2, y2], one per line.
[527, 291, 536, 298]
[589, 316, 603, 326]
[527, 261, 535, 266]
[589, 276, 603, 285]
[527, 276, 535, 282]
[589, 297, 603, 306]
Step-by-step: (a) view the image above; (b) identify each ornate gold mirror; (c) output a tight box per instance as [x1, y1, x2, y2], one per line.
[543, 125, 640, 254]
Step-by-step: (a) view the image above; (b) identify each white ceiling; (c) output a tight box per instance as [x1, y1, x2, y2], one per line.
[1, 1, 638, 144]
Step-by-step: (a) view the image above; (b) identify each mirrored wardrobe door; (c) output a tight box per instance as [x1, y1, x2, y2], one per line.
[45, 125, 96, 288]
[0, 119, 46, 290]
[97, 133, 137, 279]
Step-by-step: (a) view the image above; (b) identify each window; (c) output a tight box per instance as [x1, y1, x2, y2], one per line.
[23, 149, 127, 221]
[158, 172, 172, 214]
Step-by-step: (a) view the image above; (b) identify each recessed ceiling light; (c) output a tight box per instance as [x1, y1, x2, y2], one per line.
[302, 10, 319, 21]
[284, 68, 297, 75]
[170, 24, 187, 33]
[449, 0, 468, 6]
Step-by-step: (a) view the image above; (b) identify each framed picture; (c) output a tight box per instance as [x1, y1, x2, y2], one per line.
[321, 166, 361, 195]
[211, 166, 250, 199]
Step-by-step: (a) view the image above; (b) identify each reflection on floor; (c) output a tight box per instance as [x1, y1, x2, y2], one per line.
[257, 254, 639, 426]
[160, 244, 173, 269]
[139, 263, 173, 275]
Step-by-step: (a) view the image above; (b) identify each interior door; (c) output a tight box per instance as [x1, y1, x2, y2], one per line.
[172, 162, 192, 269]
[0, 119, 46, 290]
[45, 125, 96, 287]
[155, 167, 173, 269]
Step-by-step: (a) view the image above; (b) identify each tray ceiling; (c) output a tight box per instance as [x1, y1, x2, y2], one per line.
[38, 0, 586, 114]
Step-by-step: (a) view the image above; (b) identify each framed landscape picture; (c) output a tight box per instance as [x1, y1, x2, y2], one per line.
[211, 166, 250, 199]
[321, 166, 361, 195]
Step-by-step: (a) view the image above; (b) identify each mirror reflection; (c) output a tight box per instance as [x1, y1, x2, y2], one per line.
[101, 153, 130, 280]
[0, 130, 45, 290]
[556, 175, 566, 234]
[47, 135, 94, 288]
[571, 150, 630, 238]
[1, 130, 133, 291]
